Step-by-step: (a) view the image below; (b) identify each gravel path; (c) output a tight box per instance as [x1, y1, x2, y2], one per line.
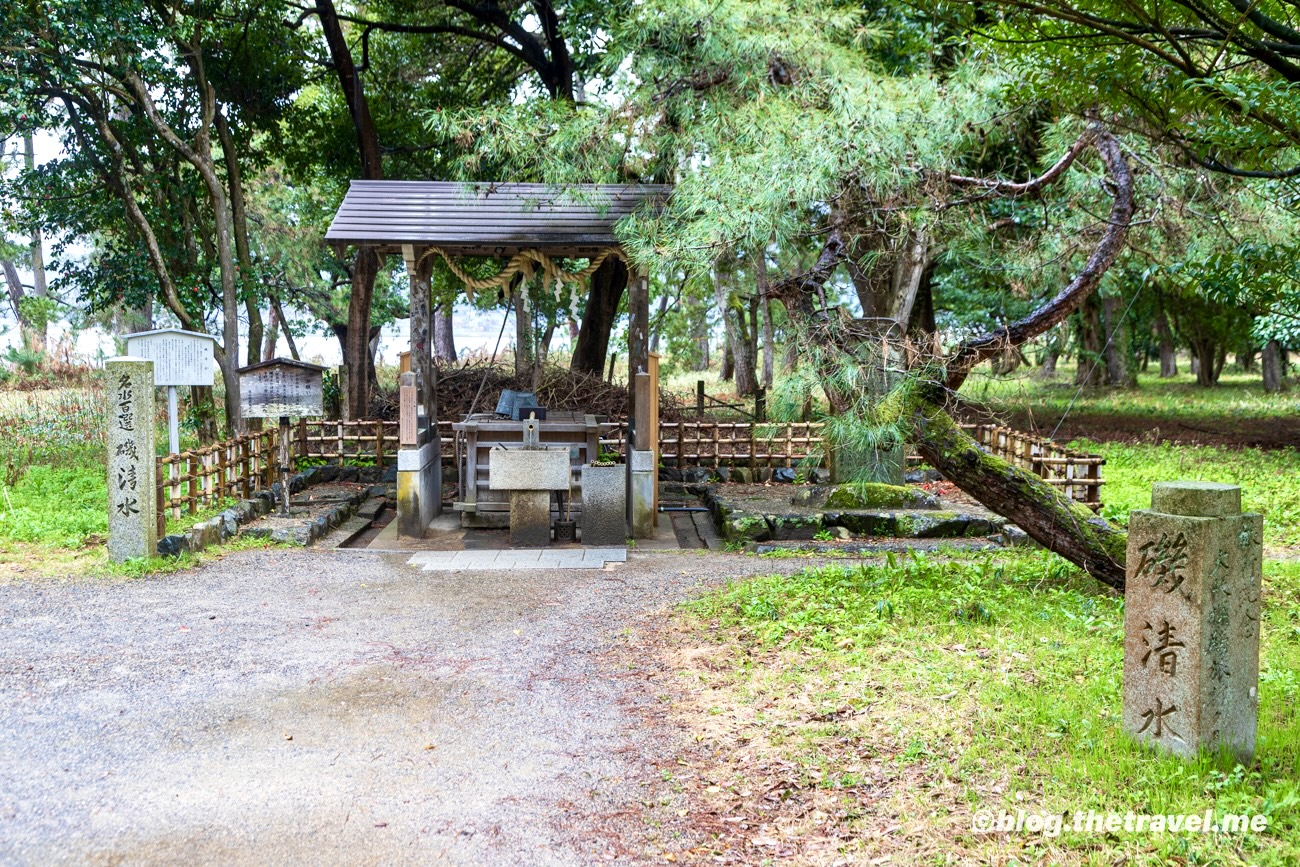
[0, 547, 808, 866]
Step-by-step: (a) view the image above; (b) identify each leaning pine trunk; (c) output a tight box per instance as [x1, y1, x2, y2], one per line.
[911, 401, 1126, 589]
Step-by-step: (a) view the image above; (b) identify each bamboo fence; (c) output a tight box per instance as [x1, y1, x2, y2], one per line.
[154, 418, 1104, 525]
[155, 428, 280, 532]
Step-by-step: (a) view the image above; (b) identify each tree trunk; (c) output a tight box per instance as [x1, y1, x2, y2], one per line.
[1042, 346, 1059, 378]
[125, 62, 242, 434]
[715, 272, 755, 394]
[263, 304, 279, 361]
[1074, 295, 1105, 386]
[570, 256, 627, 374]
[1262, 339, 1283, 393]
[1040, 326, 1063, 378]
[1101, 293, 1135, 387]
[912, 400, 1125, 588]
[650, 292, 669, 353]
[22, 133, 47, 352]
[769, 126, 1136, 588]
[1, 259, 39, 352]
[1154, 308, 1177, 377]
[689, 301, 710, 372]
[513, 286, 536, 383]
[1237, 346, 1257, 372]
[345, 248, 380, 416]
[318, 0, 384, 416]
[1189, 338, 1220, 387]
[731, 304, 757, 396]
[215, 111, 262, 368]
[760, 294, 775, 388]
[434, 301, 457, 363]
[907, 267, 937, 336]
[846, 226, 929, 328]
[270, 295, 300, 360]
[753, 249, 775, 388]
[720, 340, 734, 381]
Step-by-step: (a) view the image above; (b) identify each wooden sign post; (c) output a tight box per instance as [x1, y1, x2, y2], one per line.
[124, 328, 216, 455]
[239, 358, 326, 515]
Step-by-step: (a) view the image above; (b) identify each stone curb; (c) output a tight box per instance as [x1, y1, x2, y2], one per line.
[154, 471, 374, 557]
[241, 484, 373, 547]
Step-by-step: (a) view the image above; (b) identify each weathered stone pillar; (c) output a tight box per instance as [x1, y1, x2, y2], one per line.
[106, 357, 158, 562]
[629, 448, 655, 539]
[1123, 481, 1263, 762]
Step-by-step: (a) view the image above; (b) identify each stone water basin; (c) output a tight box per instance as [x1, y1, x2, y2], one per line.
[488, 446, 572, 491]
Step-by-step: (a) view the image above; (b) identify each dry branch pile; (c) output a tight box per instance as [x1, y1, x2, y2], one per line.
[370, 362, 686, 421]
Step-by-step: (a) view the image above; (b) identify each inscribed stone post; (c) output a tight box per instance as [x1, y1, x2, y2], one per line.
[1122, 481, 1263, 763]
[106, 357, 158, 562]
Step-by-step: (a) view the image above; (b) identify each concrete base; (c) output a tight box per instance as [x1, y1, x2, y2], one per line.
[458, 508, 511, 529]
[629, 450, 655, 540]
[397, 443, 442, 539]
[509, 490, 553, 547]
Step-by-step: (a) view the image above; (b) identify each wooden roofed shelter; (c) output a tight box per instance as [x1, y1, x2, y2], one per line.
[325, 180, 671, 540]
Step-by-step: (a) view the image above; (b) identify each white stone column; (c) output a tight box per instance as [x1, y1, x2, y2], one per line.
[106, 357, 158, 562]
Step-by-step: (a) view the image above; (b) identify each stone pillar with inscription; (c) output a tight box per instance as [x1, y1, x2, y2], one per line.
[1122, 481, 1263, 762]
[106, 357, 158, 562]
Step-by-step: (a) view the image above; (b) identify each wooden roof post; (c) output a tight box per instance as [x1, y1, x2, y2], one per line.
[403, 245, 436, 438]
[627, 265, 650, 415]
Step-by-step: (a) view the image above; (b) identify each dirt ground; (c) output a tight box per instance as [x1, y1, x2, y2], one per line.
[0, 546, 826, 866]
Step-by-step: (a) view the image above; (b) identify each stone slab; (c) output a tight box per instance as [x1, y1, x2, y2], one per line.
[106, 358, 158, 562]
[508, 488, 553, 547]
[408, 547, 627, 571]
[489, 448, 571, 491]
[581, 464, 627, 546]
[630, 468, 655, 539]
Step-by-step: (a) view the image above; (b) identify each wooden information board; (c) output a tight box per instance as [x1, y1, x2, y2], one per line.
[239, 358, 326, 418]
[124, 328, 215, 387]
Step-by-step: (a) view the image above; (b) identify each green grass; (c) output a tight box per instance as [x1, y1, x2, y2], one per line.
[0, 462, 107, 547]
[961, 362, 1299, 426]
[1078, 440, 1300, 548]
[683, 551, 1300, 864]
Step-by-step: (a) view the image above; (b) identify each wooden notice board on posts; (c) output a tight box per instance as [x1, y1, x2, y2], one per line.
[648, 352, 660, 525]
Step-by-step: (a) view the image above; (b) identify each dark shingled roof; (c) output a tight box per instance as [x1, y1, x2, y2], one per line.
[325, 180, 672, 256]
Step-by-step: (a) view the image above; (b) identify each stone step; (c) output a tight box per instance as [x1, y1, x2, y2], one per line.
[829, 508, 1006, 539]
[722, 508, 1006, 543]
[316, 516, 374, 550]
[355, 497, 387, 522]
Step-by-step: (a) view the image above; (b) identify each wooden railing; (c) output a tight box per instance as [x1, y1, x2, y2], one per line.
[605, 419, 1103, 509]
[296, 419, 402, 466]
[602, 420, 826, 467]
[155, 429, 280, 528]
[963, 424, 1104, 511]
[154, 417, 1104, 524]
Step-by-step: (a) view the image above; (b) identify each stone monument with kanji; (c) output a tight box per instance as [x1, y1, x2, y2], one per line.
[1123, 481, 1263, 762]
